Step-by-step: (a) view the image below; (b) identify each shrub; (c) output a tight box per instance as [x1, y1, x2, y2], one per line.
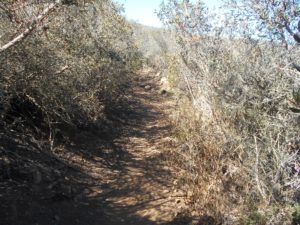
[158, 0, 300, 223]
[0, 0, 141, 135]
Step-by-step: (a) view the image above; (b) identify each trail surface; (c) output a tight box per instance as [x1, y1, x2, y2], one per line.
[82, 67, 188, 225]
[1, 68, 193, 225]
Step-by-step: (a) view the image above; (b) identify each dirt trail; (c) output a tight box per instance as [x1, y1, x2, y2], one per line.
[90, 67, 189, 224]
[1, 68, 194, 225]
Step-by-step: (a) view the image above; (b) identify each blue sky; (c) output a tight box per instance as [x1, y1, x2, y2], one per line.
[115, 0, 221, 27]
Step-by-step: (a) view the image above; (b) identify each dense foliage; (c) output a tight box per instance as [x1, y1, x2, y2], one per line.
[0, 0, 141, 138]
[158, 0, 300, 223]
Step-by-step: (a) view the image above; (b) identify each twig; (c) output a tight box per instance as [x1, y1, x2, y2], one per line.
[55, 65, 69, 74]
[254, 135, 267, 201]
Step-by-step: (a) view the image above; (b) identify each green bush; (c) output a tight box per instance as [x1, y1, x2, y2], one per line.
[292, 204, 300, 225]
[240, 210, 268, 225]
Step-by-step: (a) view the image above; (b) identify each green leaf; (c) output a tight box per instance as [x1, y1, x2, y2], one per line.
[293, 63, 300, 72]
[294, 32, 300, 43]
[289, 107, 300, 113]
[293, 88, 300, 104]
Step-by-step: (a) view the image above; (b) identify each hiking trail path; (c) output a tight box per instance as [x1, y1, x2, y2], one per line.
[39, 67, 193, 225]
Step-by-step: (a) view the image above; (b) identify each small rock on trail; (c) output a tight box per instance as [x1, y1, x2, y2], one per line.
[144, 85, 151, 90]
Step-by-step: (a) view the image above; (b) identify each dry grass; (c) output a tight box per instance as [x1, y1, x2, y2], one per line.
[158, 22, 300, 225]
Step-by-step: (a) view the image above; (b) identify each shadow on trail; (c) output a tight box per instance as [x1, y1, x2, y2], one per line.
[1, 71, 200, 225]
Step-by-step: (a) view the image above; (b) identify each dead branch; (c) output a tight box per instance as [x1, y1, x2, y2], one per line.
[0, 0, 61, 54]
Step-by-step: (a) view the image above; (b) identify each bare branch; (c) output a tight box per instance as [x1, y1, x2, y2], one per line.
[0, 0, 61, 54]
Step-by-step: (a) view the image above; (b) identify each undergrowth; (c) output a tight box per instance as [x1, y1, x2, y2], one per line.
[158, 0, 300, 224]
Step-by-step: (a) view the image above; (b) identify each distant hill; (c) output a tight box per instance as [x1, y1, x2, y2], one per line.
[131, 23, 176, 66]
